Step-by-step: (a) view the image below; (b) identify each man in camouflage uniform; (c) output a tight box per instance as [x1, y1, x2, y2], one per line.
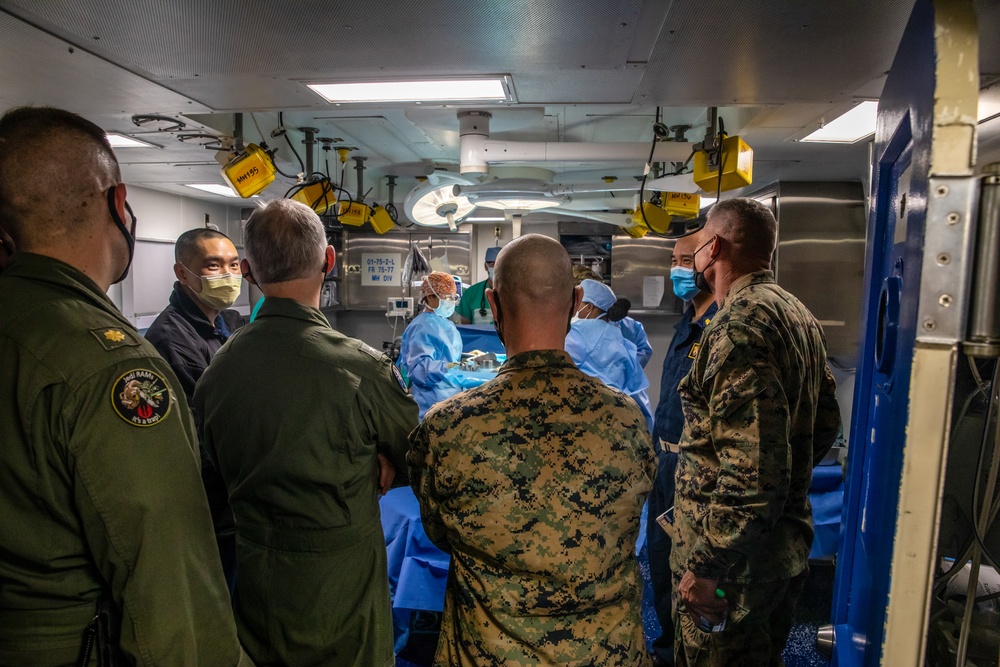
[195, 199, 417, 667]
[0, 107, 251, 665]
[671, 198, 841, 666]
[409, 234, 656, 666]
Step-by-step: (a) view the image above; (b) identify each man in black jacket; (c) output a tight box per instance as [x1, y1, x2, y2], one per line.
[145, 227, 245, 594]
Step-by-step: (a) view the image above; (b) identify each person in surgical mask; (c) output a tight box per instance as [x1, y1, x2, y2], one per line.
[572, 265, 652, 368]
[146, 228, 245, 402]
[398, 271, 470, 420]
[566, 279, 654, 432]
[144, 227, 246, 594]
[646, 230, 719, 665]
[457, 245, 502, 324]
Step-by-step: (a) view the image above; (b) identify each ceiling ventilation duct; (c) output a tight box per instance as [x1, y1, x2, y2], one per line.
[457, 110, 694, 174]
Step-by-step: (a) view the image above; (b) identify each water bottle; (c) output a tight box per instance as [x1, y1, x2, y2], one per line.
[697, 588, 727, 632]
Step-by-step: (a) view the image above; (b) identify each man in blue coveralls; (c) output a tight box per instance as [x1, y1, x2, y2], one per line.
[647, 232, 718, 665]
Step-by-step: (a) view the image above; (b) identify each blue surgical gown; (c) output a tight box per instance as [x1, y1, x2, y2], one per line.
[616, 316, 652, 368]
[398, 311, 466, 420]
[566, 319, 654, 432]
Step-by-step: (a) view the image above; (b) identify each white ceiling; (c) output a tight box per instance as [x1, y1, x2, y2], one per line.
[0, 0, 998, 212]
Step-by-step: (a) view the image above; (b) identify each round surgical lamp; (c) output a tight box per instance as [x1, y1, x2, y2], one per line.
[404, 173, 478, 229]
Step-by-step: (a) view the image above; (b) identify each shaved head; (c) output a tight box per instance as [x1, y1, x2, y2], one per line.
[493, 234, 574, 320]
[704, 198, 777, 267]
[0, 107, 120, 250]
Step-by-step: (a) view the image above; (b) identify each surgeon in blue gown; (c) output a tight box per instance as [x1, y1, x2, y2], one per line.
[566, 279, 654, 432]
[398, 271, 476, 420]
[616, 315, 652, 368]
[571, 265, 651, 367]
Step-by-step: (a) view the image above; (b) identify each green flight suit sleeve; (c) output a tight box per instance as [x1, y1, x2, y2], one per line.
[61, 358, 251, 666]
[358, 354, 419, 488]
[686, 325, 791, 580]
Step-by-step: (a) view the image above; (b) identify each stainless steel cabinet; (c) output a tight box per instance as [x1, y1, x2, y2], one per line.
[342, 230, 471, 310]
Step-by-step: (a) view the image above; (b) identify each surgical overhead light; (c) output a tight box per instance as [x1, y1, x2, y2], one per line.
[453, 178, 569, 212]
[404, 172, 478, 230]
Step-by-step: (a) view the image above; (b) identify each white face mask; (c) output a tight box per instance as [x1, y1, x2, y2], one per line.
[434, 299, 457, 319]
[183, 265, 242, 310]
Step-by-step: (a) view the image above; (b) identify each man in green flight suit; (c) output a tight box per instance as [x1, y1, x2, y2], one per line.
[671, 198, 841, 666]
[194, 198, 418, 667]
[409, 234, 656, 666]
[0, 107, 252, 665]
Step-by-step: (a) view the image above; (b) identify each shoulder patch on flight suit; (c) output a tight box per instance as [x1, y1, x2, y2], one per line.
[358, 342, 384, 361]
[90, 326, 140, 351]
[111, 369, 173, 427]
[391, 364, 409, 393]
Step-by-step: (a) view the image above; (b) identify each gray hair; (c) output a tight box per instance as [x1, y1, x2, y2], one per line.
[244, 199, 326, 284]
[706, 198, 777, 264]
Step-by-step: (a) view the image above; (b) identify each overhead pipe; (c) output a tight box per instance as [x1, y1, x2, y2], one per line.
[458, 110, 694, 174]
[353, 156, 367, 202]
[301, 127, 318, 176]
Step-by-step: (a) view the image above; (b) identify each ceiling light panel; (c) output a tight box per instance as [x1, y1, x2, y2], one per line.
[106, 133, 158, 148]
[185, 183, 242, 198]
[306, 77, 512, 104]
[801, 101, 879, 143]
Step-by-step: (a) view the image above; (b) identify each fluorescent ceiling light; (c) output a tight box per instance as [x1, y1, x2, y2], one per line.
[185, 183, 244, 198]
[801, 101, 878, 143]
[307, 78, 509, 103]
[106, 133, 157, 148]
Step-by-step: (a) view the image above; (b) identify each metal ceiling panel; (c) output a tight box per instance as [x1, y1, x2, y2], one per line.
[2, 1, 643, 72]
[0, 12, 206, 113]
[514, 66, 645, 104]
[637, 0, 915, 106]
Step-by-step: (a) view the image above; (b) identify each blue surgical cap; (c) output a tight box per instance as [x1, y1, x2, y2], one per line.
[580, 279, 616, 311]
[485, 246, 501, 263]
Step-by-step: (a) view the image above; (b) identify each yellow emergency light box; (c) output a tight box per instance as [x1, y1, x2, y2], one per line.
[291, 180, 337, 214]
[693, 135, 753, 193]
[663, 192, 701, 219]
[368, 205, 395, 234]
[338, 201, 370, 227]
[632, 201, 672, 235]
[621, 209, 649, 238]
[221, 144, 276, 198]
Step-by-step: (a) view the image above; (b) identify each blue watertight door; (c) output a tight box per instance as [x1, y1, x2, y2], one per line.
[829, 0, 980, 665]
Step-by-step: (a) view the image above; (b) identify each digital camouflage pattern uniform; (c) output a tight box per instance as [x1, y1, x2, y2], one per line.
[408, 349, 656, 667]
[0, 253, 250, 666]
[194, 297, 418, 667]
[671, 271, 841, 667]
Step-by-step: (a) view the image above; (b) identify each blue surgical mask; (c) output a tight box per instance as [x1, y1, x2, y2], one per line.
[434, 299, 456, 319]
[487, 267, 495, 282]
[670, 266, 701, 301]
